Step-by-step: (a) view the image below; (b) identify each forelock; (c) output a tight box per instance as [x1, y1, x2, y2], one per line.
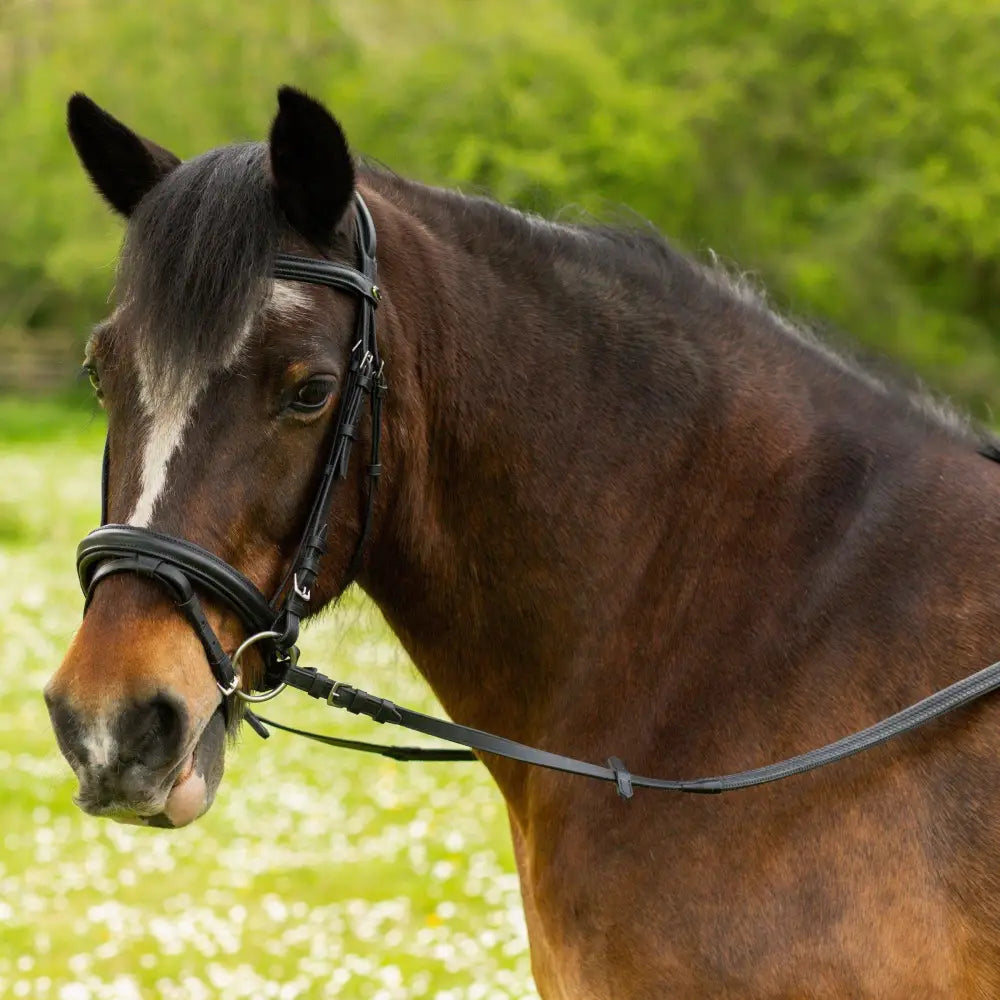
[116, 142, 280, 397]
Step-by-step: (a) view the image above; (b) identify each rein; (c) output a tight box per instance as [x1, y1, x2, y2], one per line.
[252, 653, 1000, 799]
[75, 192, 1000, 799]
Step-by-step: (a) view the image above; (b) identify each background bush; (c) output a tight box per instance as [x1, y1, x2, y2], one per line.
[3, 0, 1000, 411]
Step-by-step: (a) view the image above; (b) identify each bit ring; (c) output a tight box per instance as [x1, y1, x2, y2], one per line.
[230, 630, 288, 703]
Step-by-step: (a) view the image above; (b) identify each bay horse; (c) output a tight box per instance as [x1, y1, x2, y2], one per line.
[46, 87, 1000, 998]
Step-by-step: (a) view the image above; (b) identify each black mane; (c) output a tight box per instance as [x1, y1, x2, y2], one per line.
[116, 151, 991, 453]
[117, 142, 278, 374]
[366, 167, 991, 451]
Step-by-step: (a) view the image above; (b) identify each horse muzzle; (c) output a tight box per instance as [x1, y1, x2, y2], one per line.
[45, 686, 227, 827]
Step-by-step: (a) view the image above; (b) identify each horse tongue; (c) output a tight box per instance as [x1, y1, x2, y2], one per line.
[163, 754, 206, 827]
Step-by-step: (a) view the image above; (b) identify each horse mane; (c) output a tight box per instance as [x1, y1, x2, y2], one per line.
[115, 147, 992, 454]
[116, 142, 279, 376]
[365, 163, 991, 453]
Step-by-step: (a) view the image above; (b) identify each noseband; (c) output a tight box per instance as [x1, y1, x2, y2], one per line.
[73, 192, 1000, 799]
[76, 193, 385, 724]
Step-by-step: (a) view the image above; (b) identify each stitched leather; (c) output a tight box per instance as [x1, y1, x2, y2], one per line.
[78, 525, 275, 631]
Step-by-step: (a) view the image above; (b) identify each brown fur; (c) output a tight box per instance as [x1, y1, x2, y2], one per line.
[48, 92, 1000, 995]
[353, 182, 1000, 997]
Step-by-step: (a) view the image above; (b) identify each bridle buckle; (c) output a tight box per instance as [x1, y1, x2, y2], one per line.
[217, 674, 241, 698]
[292, 572, 311, 602]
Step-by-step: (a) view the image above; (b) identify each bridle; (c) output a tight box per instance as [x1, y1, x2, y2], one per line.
[77, 193, 385, 733]
[74, 191, 1000, 799]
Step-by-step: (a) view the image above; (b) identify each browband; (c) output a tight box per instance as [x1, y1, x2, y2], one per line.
[273, 256, 380, 304]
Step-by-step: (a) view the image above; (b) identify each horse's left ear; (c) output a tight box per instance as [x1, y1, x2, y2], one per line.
[269, 86, 355, 248]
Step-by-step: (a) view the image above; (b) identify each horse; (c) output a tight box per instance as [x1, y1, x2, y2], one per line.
[45, 86, 1000, 998]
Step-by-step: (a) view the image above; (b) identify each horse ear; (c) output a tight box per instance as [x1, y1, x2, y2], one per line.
[269, 86, 355, 248]
[67, 93, 180, 217]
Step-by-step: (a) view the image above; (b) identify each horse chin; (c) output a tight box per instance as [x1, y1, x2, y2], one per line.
[149, 705, 227, 829]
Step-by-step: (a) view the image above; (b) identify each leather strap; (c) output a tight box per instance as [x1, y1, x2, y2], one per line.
[78, 525, 276, 632]
[253, 714, 476, 762]
[267, 194, 383, 646]
[272, 256, 380, 304]
[258, 652, 1000, 796]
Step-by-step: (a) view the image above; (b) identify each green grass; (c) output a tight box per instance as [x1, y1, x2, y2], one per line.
[0, 403, 536, 999]
[0, 390, 107, 445]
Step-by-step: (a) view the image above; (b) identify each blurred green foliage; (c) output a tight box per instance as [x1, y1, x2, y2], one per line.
[3, 0, 1000, 411]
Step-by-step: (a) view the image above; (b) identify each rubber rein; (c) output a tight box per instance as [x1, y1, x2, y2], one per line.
[76, 192, 1000, 800]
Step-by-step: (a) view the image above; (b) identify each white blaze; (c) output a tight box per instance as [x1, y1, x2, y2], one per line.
[127, 280, 310, 528]
[128, 374, 203, 528]
[268, 279, 312, 315]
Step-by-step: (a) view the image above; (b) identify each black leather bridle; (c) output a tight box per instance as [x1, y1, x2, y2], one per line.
[77, 193, 385, 733]
[74, 192, 1000, 799]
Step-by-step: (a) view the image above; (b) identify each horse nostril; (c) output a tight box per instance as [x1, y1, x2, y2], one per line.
[120, 692, 189, 771]
[44, 689, 86, 770]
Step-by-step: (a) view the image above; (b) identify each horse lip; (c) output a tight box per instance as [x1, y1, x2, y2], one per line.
[161, 707, 227, 827]
[72, 705, 221, 821]
[72, 767, 172, 817]
[160, 700, 224, 784]
[74, 790, 165, 820]
[171, 752, 195, 789]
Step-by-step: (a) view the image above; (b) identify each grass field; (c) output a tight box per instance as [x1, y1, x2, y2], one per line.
[0, 397, 537, 999]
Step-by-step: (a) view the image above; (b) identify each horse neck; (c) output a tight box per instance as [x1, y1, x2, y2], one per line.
[355, 174, 992, 809]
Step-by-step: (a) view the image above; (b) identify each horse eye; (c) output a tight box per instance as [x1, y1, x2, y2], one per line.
[290, 377, 335, 413]
[83, 363, 103, 400]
